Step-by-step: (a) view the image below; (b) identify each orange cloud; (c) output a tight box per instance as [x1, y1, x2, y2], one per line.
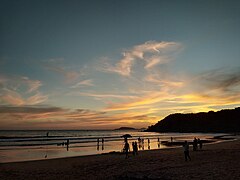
[0, 105, 157, 129]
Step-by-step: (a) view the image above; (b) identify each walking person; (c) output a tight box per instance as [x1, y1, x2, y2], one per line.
[183, 141, 191, 161]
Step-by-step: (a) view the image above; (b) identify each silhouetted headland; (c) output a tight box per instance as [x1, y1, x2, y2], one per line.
[146, 107, 240, 133]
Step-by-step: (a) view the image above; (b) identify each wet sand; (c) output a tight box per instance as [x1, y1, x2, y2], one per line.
[0, 138, 239, 180]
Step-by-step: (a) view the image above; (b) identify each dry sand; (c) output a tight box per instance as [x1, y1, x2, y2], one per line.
[0, 139, 239, 180]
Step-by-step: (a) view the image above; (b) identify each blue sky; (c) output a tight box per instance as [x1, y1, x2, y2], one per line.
[0, 0, 240, 129]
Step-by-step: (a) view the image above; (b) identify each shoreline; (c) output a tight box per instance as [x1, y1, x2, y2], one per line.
[0, 137, 235, 165]
[0, 134, 235, 164]
[0, 137, 239, 179]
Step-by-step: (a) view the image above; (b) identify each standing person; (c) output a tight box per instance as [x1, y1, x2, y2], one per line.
[158, 138, 161, 148]
[198, 138, 203, 149]
[171, 137, 173, 143]
[102, 138, 104, 150]
[132, 142, 135, 155]
[147, 138, 150, 150]
[138, 137, 141, 149]
[134, 141, 138, 155]
[124, 141, 130, 159]
[193, 138, 198, 151]
[66, 139, 70, 151]
[97, 138, 100, 151]
[183, 141, 191, 161]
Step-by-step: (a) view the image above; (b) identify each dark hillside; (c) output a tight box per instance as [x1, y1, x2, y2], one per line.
[146, 107, 240, 133]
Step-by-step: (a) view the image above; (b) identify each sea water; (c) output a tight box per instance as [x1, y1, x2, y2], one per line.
[0, 130, 224, 163]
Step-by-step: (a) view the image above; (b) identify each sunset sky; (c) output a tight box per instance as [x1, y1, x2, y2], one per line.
[0, 0, 240, 129]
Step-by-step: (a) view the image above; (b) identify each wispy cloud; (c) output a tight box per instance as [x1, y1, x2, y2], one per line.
[26, 92, 48, 105]
[104, 91, 173, 111]
[70, 79, 94, 88]
[99, 41, 182, 76]
[69, 92, 138, 100]
[0, 88, 25, 105]
[102, 67, 240, 114]
[144, 73, 184, 89]
[192, 68, 240, 92]
[21, 76, 42, 93]
[44, 65, 80, 83]
[43, 59, 82, 84]
[0, 75, 48, 106]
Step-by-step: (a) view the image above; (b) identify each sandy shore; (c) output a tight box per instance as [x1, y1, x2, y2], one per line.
[0, 138, 239, 180]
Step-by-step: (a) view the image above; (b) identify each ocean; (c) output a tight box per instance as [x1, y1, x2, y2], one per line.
[0, 130, 224, 163]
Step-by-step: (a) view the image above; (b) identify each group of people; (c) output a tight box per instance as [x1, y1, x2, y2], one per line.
[132, 141, 138, 156]
[123, 141, 138, 158]
[97, 138, 104, 151]
[123, 137, 156, 158]
[183, 137, 203, 161]
[193, 137, 202, 151]
[95, 136, 204, 161]
[57, 139, 70, 151]
[137, 137, 153, 150]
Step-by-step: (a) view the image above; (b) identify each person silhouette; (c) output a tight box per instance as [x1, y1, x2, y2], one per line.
[198, 138, 202, 149]
[97, 138, 100, 151]
[138, 137, 141, 149]
[147, 138, 150, 149]
[102, 138, 104, 150]
[183, 141, 191, 161]
[124, 141, 130, 159]
[66, 139, 70, 151]
[193, 138, 198, 151]
[158, 138, 161, 148]
[132, 142, 135, 155]
[134, 141, 138, 155]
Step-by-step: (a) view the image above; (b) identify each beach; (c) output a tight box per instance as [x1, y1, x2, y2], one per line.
[0, 138, 239, 180]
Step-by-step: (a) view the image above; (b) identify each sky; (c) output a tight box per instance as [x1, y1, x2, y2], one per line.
[0, 0, 240, 130]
